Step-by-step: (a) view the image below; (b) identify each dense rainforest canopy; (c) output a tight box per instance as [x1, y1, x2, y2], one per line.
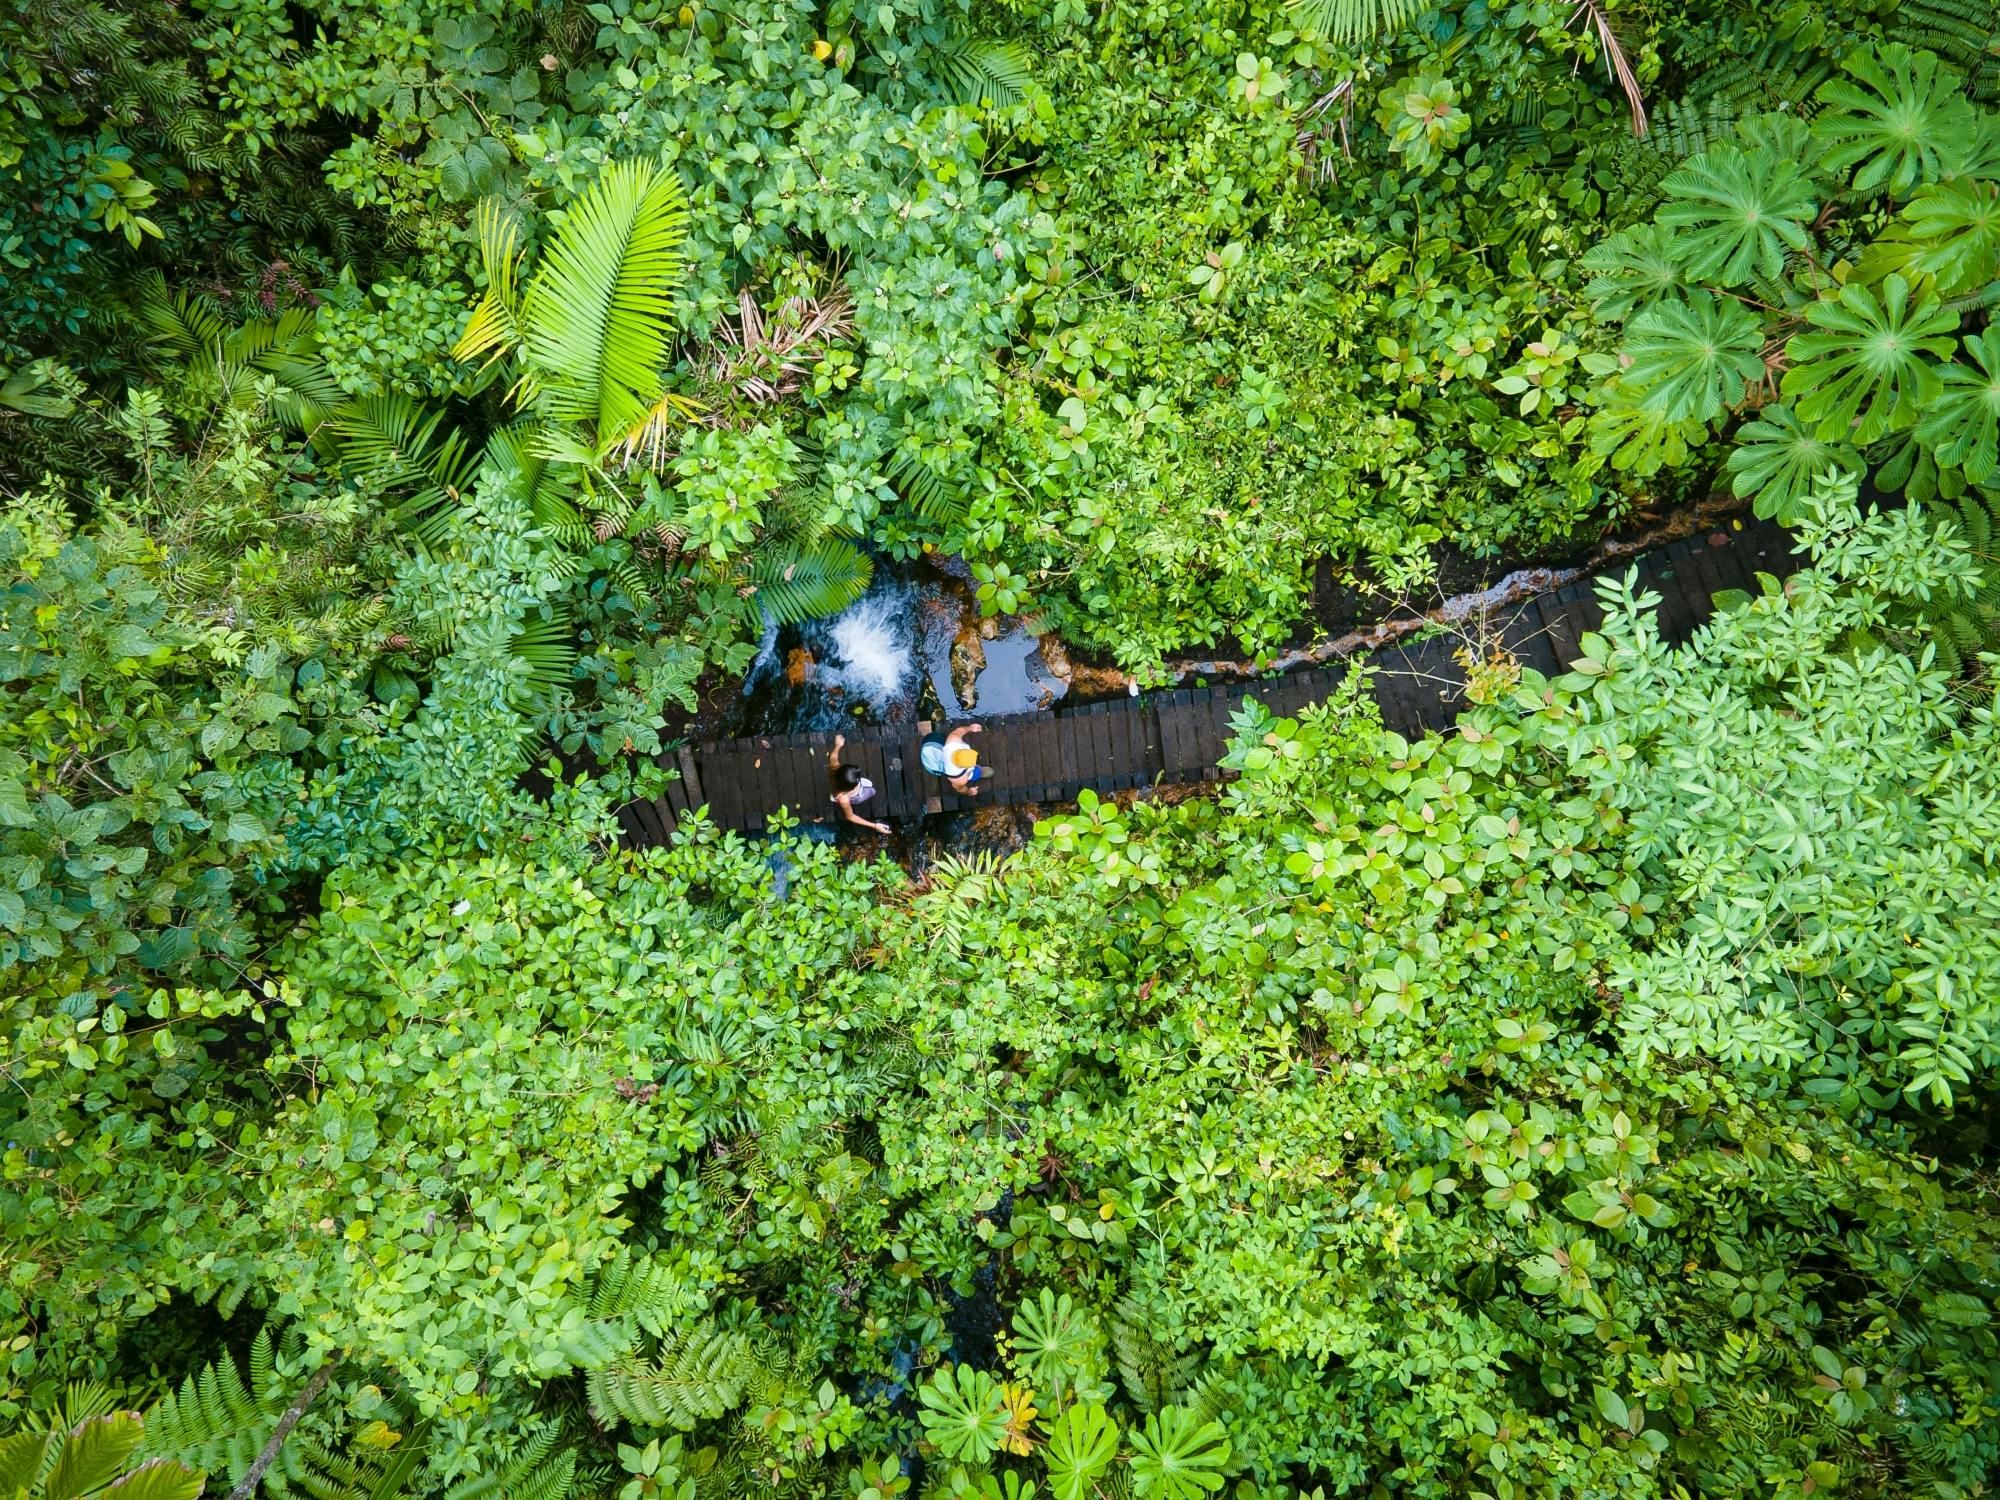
[3, 0, 1999, 1497]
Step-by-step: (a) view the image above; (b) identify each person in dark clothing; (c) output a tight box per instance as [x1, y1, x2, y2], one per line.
[827, 734, 891, 834]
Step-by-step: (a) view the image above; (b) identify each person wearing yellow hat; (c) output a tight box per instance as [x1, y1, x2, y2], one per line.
[919, 721, 986, 794]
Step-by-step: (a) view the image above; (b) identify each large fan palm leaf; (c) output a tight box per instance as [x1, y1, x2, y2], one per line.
[519, 158, 690, 453]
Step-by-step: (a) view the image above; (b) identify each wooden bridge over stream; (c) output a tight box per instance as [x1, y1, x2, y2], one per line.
[615, 518, 1802, 846]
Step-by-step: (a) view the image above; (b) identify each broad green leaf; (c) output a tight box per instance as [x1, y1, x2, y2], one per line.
[917, 1366, 1009, 1463]
[1580, 225, 1686, 322]
[1859, 180, 2000, 296]
[1044, 1402, 1119, 1500]
[1727, 404, 1859, 520]
[1812, 43, 1980, 196]
[1623, 293, 1766, 423]
[1128, 1408, 1229, 1500]
[1781, 274, 1958, 443]
[1656, 144, 1817, 287]
[1917, 331, 2000, 483]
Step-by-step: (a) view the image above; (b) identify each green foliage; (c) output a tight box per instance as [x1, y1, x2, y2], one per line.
[585, 1323, 758, 1431]
[1783, 273, 1959, 442]
[1, 1387, 203, 1500]
[1588, 40, 1999, 519]
[917, 1368, 1010, 1463]
[1654, 144, 1818, 285]
[142, 1331, 297, 1492]
[1811, 41, 1982, 195]
[1623, 294, 1766, 423]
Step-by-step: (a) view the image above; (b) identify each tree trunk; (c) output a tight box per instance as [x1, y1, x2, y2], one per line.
[224, 1363, 334, 1500]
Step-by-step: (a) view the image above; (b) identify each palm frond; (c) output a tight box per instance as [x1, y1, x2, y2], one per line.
[329, 394, 480, 542]
[1285, 0, 1427, 46]
[453, 199, 526, 370]
[747, 536, 873, 625]
[132, 272, 229, 360]
[510, 607, 580, 707]
[930, 37, 1037, 109]
[887, 451, 971, 528]
[519, 158, 690, 451]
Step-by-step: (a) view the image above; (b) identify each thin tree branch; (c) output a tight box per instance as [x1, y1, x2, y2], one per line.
[223, 1363, 333, 1500]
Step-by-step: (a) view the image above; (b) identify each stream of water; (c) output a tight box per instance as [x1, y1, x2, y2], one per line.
[732, 564, 1067, 738]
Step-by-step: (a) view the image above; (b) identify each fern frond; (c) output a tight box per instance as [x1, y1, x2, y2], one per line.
[141, 1331, 300, 1492]
[589, 1249, 700, 1337]
[585, 1322, 758, 1429]
[329, 394, 480, 541]
[510, 608, 579, 707]
[1109, 1297, 1200, 1415]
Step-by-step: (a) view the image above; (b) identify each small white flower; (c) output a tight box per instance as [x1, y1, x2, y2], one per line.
[452, 899, 472, 916]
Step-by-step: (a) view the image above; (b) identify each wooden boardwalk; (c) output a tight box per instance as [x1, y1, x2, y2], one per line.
[616, 519, 1801, 845]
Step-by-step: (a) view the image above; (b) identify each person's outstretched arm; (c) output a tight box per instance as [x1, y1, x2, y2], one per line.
[828, 732, 846, 773]
[835, 795, 890, 835]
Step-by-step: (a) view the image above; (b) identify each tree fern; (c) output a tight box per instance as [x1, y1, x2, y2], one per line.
[929, 37, 1037, 109]
[746, 536, 873, 626]
[585, 1321, 760, 1429]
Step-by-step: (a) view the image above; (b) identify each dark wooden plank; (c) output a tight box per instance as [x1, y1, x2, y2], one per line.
[1368, 645, 1421, 737]
[1644, 543, 1698, 643]
[1498, 602, 1558, 678]
[695, 742, 735, 828]
[616, 804, 650, 847]
[629, 796, 670, 846]
[1032, 717, 1060, 800]
[660, 773, 688, 820]
[762, 739, 800, 823]
[676, 745, 704, 811]
[1083, 704, 1109, 787]
[1168, 688, 1192, 768]
[1700, 531, 1756, 597]
[1109, 702, 1140, 788]
[1055, 713, 1083, 790]
[1678, 537, 1731, 636]
[887, 732, 921, 817]
[1539, 596, 1585, 675]
[1134, 704, 1162, 784]
[800, 743, 836, 823]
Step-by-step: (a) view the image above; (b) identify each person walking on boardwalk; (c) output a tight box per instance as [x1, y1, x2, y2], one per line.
[827, 734, 891, 834]
[919, 721, 986, 795]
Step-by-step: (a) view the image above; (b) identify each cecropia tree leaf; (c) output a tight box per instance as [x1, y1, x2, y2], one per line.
[1656, 144, 1818, 286]
[1811, 43, 1981, 196]
[1781, 274, 1958, 443]
[1624, 292, 1767, 423]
